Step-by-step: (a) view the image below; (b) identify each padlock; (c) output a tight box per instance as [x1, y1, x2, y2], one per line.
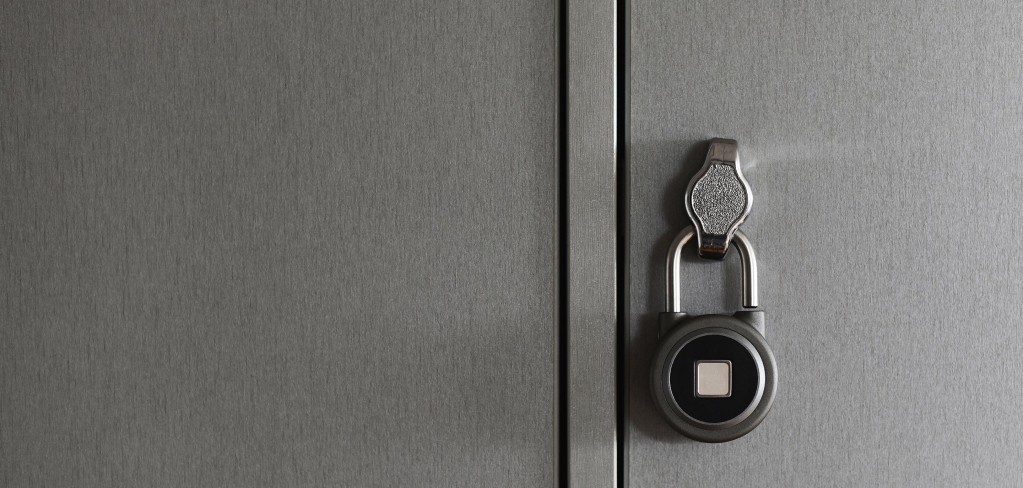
[649, 225, 777, 443]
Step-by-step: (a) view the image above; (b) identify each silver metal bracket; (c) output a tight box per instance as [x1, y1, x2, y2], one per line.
[685, 139, 753, 260]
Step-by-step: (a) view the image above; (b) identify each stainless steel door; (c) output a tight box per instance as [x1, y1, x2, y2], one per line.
[1, 2, 556, 486]
[629, 1, 1023, 486]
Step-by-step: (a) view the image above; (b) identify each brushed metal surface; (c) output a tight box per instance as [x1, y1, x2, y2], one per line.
[630, 1, 1023, 486]
[0, 1, 555, 486]
[565, 0, 619, 485]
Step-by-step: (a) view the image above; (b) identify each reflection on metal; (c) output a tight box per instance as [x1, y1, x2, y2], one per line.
[562, 0, 619, 484]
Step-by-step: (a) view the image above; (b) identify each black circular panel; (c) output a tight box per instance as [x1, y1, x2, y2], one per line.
[668, 334, 760, 424]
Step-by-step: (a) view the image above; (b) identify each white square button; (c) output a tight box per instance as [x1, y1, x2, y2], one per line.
[695, 360, 732, 398]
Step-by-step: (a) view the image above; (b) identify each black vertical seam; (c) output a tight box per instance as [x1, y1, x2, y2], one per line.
[555, 0, 569, 485]
[615, 0, 631, 485]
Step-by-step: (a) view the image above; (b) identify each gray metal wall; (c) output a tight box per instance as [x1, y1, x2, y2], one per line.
[1, 2, 555, 486]
[629, 1, 1023, 486]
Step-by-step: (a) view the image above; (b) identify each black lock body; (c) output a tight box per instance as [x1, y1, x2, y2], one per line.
[650, 312, 777, 443]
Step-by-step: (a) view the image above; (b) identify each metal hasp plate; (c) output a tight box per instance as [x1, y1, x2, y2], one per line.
[685, 139, 753, 260]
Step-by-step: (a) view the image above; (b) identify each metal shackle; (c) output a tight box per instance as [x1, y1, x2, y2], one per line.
[665, 225, 758, 313]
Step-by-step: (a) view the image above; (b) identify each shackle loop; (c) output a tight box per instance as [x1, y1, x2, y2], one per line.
[665, 225, 758, 313]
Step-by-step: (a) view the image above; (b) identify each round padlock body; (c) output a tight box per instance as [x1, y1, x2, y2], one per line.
[650, 315, 777, 443]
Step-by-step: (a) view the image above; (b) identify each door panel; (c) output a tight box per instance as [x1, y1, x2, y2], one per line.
[630, 1, 1023, 486]
[1, 2, 555, 486]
